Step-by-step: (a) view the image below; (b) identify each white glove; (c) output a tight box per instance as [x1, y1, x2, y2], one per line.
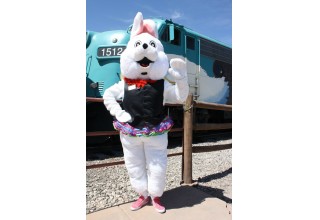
[103, 81, 132, 123]
[115, 110, 132, 123]
[168, 58, 187, 81]
[165, 58, 189, 103]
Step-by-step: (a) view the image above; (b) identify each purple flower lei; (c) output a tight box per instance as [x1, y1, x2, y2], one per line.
[113, 116, 174, 137]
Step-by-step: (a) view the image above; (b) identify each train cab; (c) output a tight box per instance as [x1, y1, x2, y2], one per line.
[86, 30, 130, 98]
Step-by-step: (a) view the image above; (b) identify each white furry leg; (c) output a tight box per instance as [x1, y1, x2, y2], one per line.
[144, 133, 168, 197]
[120, 133, 148, 197]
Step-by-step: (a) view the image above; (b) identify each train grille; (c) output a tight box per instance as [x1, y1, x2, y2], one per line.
[200, 38, 232, 64]
[98, 81, 104, 95]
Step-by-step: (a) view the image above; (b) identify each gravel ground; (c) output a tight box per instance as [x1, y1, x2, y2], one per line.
[86, 133, 232, 214]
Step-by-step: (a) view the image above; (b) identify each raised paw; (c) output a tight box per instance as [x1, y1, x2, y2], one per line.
[168, 58, 187, 80]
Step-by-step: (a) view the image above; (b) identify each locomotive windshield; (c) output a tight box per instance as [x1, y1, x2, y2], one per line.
[127, 25, 132, 34]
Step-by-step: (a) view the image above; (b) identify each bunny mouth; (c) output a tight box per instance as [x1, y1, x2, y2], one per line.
[137, 57, 154, 67]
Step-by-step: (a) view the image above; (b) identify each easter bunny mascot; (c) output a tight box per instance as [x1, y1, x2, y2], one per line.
[103, 12, 189, 213]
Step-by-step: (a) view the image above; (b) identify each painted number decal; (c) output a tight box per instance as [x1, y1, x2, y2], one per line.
[97, 46, 126, 57]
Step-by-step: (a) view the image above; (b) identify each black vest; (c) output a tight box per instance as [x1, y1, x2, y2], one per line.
[123, 80, 165, 129]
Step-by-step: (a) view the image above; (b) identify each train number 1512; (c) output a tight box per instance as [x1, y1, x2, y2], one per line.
[97, 46, 126, 57]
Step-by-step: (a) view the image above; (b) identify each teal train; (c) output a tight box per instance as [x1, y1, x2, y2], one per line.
[86, 18, 232, 137]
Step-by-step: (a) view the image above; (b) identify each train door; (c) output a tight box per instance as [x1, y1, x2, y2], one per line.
[184, 35, 200, 100]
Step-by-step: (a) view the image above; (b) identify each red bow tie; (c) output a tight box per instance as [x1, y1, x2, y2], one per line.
[123, 77, 157, 88]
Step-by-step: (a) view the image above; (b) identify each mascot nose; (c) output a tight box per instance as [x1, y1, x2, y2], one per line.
[142, 43, 148, 49]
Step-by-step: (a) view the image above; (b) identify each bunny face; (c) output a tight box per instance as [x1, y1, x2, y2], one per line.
[120, 13, 169, 80]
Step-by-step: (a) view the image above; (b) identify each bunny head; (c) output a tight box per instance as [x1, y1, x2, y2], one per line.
[120, 12, 169, 80]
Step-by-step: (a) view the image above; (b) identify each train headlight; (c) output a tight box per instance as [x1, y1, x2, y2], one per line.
[112, 38, 118, 43]
[90, 82, 98, 89]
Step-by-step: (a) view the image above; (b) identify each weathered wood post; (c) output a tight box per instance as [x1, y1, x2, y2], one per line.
[182, 93, 193, 185]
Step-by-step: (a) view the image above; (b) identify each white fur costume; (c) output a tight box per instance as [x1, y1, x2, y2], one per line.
[103, 12, 189, 198]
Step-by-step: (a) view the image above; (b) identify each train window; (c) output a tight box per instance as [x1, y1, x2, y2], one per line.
[186, 36, 195, 50]
[161, 25, 181, 46]
[86, 32, 89, 48]
[127, 25, 132, 34]
[86, 31, 92, 48]
[161, 26, 169, 42]
[171, 28, 181, 46]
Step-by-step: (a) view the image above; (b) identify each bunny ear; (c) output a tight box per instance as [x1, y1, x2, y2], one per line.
[141, 19, 158, 38]
[131, 12, 144, 38]
[131, 12, 158, 39]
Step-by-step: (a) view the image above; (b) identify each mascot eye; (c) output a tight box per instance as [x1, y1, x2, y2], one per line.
[150, 41, 156, 48]
[134, 41, 142, 47]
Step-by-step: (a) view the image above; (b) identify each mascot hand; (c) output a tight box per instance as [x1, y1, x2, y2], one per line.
[115, 110, 132, 123]
[168, 58, 187, 81]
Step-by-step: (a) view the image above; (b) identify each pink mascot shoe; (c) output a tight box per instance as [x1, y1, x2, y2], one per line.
[130, 195, 150, 211]
[152, 197, 166, 213]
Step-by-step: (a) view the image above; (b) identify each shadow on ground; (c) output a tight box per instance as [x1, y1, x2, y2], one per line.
[195, 185, 232, 204]
[161, 185, 231, 211]
[195, 167, 232, 204]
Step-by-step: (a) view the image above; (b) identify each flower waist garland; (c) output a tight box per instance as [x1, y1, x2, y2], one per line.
[113, 116, 174, 137]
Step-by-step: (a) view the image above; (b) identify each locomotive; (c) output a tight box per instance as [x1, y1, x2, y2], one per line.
[86, 18, 232, 143]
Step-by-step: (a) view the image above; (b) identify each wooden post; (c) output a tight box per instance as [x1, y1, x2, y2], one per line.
[182, 94, 193, 185]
